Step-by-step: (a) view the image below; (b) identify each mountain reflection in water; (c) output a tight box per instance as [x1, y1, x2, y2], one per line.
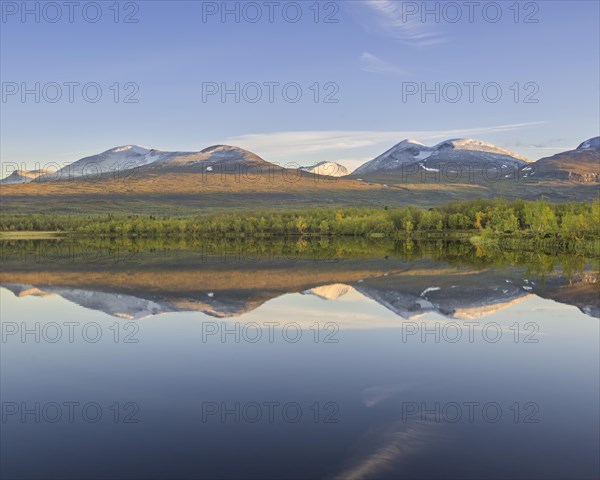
[1, 237, 598, 320]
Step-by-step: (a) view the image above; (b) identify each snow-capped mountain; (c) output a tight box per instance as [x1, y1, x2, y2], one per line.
[36, 145, 182, 182]
[577, 136, 600, 150]
[300, 161, 349, 177]
[3, 137, 597, 186]
[0, 168, 56, 184]
[22, 144, 274, 182]
[353, 139, 431, 174]
[354, 138, 529, 175]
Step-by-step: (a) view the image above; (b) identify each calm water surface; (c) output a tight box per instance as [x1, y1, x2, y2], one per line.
[1, 238, 598, 479]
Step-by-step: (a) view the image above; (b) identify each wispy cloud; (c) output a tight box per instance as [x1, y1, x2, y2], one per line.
[357, 0, 447, 47]
[499, 137, 575, 157]
[223, 121, 546, 157]
[360, 52, 405, 76]
[505, 138, 574, 151]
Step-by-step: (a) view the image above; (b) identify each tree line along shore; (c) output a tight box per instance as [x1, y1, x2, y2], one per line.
[1, 199, 598, 244]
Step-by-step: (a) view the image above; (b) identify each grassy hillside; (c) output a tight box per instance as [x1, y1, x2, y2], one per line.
[1, 166, 598, 215]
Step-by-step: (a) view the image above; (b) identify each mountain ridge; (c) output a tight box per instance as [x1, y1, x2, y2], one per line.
[353, 137, 531, 176]
[1, 137, 598, 209]
[531, 136, 600, 183]
[3, 136, 598, 184]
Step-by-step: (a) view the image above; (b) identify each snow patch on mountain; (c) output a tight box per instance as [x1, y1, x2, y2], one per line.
[301, 162, 349, 177]
[112, 145, 150, 154]
[353, 139, 434, 174]
[577, 136, 600, 150]
[433, 138, 529, 161]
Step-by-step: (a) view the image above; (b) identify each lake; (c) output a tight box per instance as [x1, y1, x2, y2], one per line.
[1, 238, 598, 479]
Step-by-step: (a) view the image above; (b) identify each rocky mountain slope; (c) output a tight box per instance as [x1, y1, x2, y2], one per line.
[36, 145, 179, 181]
[353, 138, 529, 176]
[0, 168, 56, 184]
[531, 136, 599, 183]
[1, 138, 598, 210]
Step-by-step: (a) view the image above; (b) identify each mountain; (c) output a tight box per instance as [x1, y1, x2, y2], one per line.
[354, 138, 529, 175]
[28, 144, 279, 182]
[1, 138, 598, 212]
[578, 137, 600, 150]
[35, 145, 180, 181]
[0, 168, 56, 184]
[301, 161, 349, 177]
[30, 143, 346, 180]
[353, 139, 433, 174]
[147, 145, 273, 171]
[13, 139, 531, 183]
[531, 136, 600, 183]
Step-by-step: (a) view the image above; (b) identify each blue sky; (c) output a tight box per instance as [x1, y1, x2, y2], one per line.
[1, 0, 599, 172]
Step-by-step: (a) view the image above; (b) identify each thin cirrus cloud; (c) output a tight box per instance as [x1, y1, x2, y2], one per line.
[222, 121, 547, 165]
[356, 0, 447, 47]
[360, 52, 405, 76]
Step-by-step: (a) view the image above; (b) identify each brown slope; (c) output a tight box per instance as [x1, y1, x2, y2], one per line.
[532, 147, 600, 183]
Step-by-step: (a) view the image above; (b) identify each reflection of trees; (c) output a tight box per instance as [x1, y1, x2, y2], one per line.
[1, 237, 597, 278]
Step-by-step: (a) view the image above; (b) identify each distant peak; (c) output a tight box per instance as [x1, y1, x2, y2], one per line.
[576, 136, 600, 150]
[433, 138, 529, 161]
[301, 161, 349, 177]
[399, 139, 425, 146]
[201, 145, 245, 153]
[389, 139, 427, 151]
[438, 138, 496, 149]
[109, 145, 152, 154]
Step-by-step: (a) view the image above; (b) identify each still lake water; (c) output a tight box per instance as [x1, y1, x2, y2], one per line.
[1, 238, 599, 479]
